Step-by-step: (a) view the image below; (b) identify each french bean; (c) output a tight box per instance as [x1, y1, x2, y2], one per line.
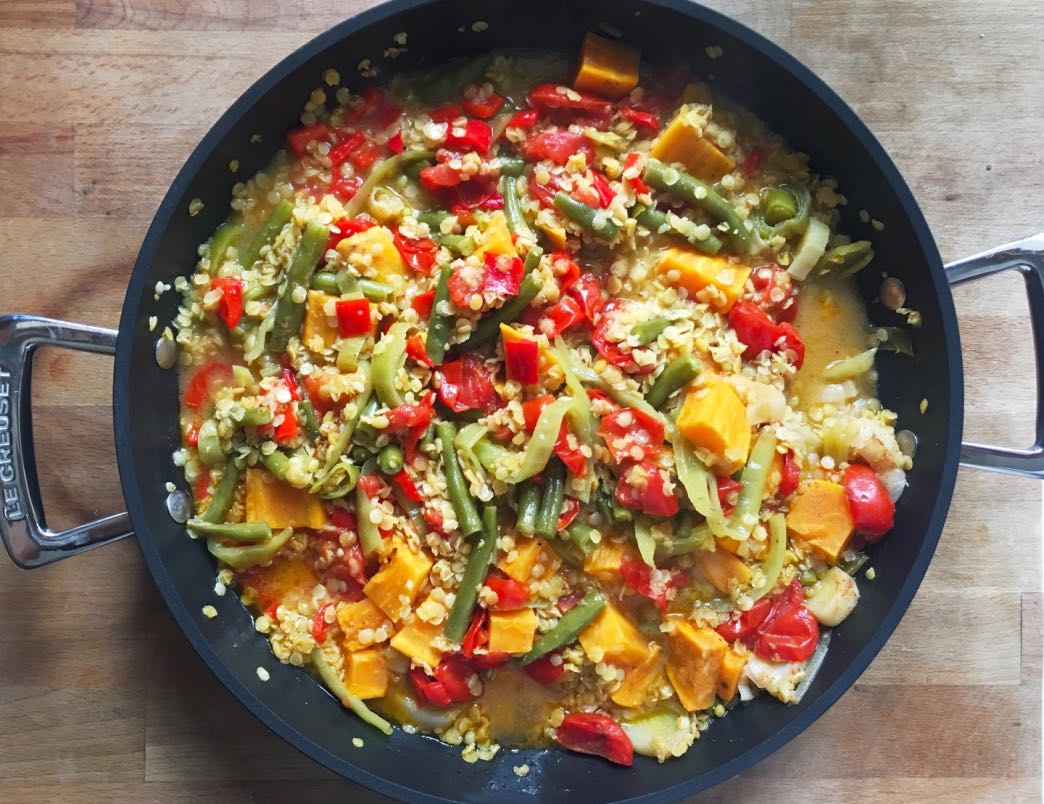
[440, 234, 475, 257]
[443, 504, 499, 643]
[646, 354, 701, 409]
[378, 444, 404, 474]
[209, 222, 244, 271]
[310, 272, 340, 295]
[269, 220, 330, 352]
[520, 590, 605, 664]
[187, 519, 272, 542]
[515, 481, 541, 536]
[754, 180, 811, 240]
[567, 522, 599, 556]
[633, 205, 724, 255]
[201, 458, 240, 523]
[554, 192, 619, 240]
[359, 278, 394, 302]
[418, 210, 451, 231]
[436, 422, 483, 536]
[498, 156, 526, 177]
[643, 159, 750, 253]
[632, 317, 671, 345]
[535, 459, 566, 538]
[819, 240, 875, 278]
[425, 265, 454, 366]
[501, 175, 534, 239]
[262, 449, 290, 480]
[241, 200, 294, 269]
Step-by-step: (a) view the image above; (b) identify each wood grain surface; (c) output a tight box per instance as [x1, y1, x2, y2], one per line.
[1, 1, 1041, 802]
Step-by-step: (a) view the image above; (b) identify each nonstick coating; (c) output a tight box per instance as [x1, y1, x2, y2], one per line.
[113, 0, 963, 800]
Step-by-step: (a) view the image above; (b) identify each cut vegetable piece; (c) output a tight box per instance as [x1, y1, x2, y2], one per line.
[666, 621, 727, 711]
[302, 290, 339, 350]
[473, 211, 518, 259]
[656, 247, 750, 313]
[487, 608, 539, 654]
[693, 547, 753, 594]
[338, 599, 392, 652]
[389, 615, 443, 668]
[716, 648, 747, 701]
[578, 600, 650, 667]
[572, 32, 640, 100]
[582, 538, 639, 581]
[650, 111, 736, 182]
[675, 381, 751, 475]
[496, 536, 562, 583]
[785, 480, 854, 564]
[610, 644, 665, 708]
[336, 225, 410, 285]
[343, 648, 389, 699]
[363, 543, 434, 621]
[244, 468, 328, 530]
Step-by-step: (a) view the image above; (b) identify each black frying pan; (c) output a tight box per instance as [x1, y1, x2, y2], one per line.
[2, 0, 1042, 800]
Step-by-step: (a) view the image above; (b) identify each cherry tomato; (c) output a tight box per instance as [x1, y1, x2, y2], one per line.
[384, 392, 435, 463]
[597, 407, 666, 465]
[435, 354, 503, 415]
[273, 401, 298, 444]
[555, 712, 633, 766]
[615, 461, 679, 517]
[420, 162, 466, 190]
[750, 263, 798, 323]
[210, 277, 243, 329]
[483, 252, 524, 297]
[842, 463, 895, 540]
[729, 301, 805, 369]
[484, 577, 530, 610]
[521, 129, 594, 166]
[349, 142, 382, 170]
[429, 103, 463, 123]
[751, 581, 819, 662]
[715, 597, 772, 642]
[568, 271, 606, 321]
[528, 84, 612, 116]
[286, 122, 329, 156]
[182, 360, 232, 408]
[392, 229, 439, 275]
[592, 299, 655, 374]
[524, 653, 565, 684]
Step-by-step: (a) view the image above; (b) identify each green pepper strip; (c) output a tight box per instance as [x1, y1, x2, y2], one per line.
[209, 222, 244, 271]
[516, 481, 541, 536]
[633, 206, 723, 255]
[535, 459, 566, 538]
[444, 504, 499, 643]
[501, 175, 534, 240]
[269, 220, 330, 352]
[345, 149, 435, 218]
[356, 459, 383, 558]
[819, 240, 875, 278]
[550, 338, 596, 446]
[632, 317, 671, 345]
[312, 368, 372, 492]
[472, 436, 512, 472]
[188, 519, 271, 542]
[643, 159, 750, 253]
[201, 459, 241, 524]
[436, 422, 483, 536]
[554, 192, 619, 240]
[207, 525, 294, 570]
[673, 438, 731, 538]
[748, 513, 787, 600]
[311, 649, 393, 735]
[241, 200, 294, 269]
[656, 520, 713, 558]
[646, 355, 701, 410]
[507, 397, 574, 483]
[727, 428, 778, 541]
[425, 264, 454, 366]
[372, 321, 410, 409]
[521, 590, 605, 664]
[753, 180, 811, 240]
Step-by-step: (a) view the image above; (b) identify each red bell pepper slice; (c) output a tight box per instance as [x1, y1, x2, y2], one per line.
[618, 106, 661, 132]
[350, 142, 382, 170]
[210, 277, 244, 329]
[524, 652, 565, 684]
[622, 152, 651, 194]
[842, 463, 895, 540]
[429, 103, 463, 123]
[483, 252, 524, 297]
[507, 108, 540, 128]
[597, 407, 666, 465]
[410, 667, 453, 707]
[435, 354, 503, 415]
[287, 122, 330, 157]
[385, 391, 435, 464]
[391, 469, 424, 503]
[556, 497, 580, 532]
[183, 360, 233, 408]
[521, 129, 594, 166]
[411, 289, 436, 320]
[327, 131, 365, 166]
[549, 251, 580, 292]
[716, 475, 743, 517]
[528, 83, 612, 116]
[503, 335, 539, 385]
[484, 576, 530, 610]
[568, 271, 606, 321]
[393, 229, 439, 275]
[728, 301, 806, 369]
[387, 129, 404, 154]
[461, 86, 506, 119]
[406, 334, 434, 368]
[335, 298, 372, 337]
[310, 602, 334, 643]
[615, 461, 679, 517]
[444, 119, 494, 154]
[589, 171, 615, 208]
[779, 450, 800, 497]
[326, 215, 376, 252]
[620, 559, 686, 612]
[273, 401, 298, 444]
[555, 712, 633, 766]
[540, 296, 586, 337]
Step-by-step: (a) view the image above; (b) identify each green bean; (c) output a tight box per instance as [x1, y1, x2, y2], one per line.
[646, 354, 701, 410]
[359, 278, 394, 302]
[196, 418, 225, 467]
[633, 205, 724, 255]
[523, 245, 544, 272]
[356, 460, 383, 558]
[440, 234, 475, 257]
[498, 156, 526, 177]
[554, 192, 619, 240]
[402, 157, 430, 182]
[643, 159, 750, 252]
[444, 505, 498, 643]
[754, 180, 811, 240]
[457, 269, 542, 351]
[346, 149, 435, 217]
[656, 521, 713, 558]
[728, 428, 778, 541]
[207, 525, 294, 570]
[839, 552, 870, 576]
[515, 481, 541, 536]
[572, 364, 669, 431]
[372, 322, 409, 408]
[262, 449, 290, 480]
[187, 519, 272, 542]
[595, 484, 632, 525]
[425, 264, 454, 366]
[241, 200, 294, 269]
[436, 422, 483, 537]
[311, 649, 393, 735]
[567, 522, 599, 556]
[501, 175, 534, 239]
[378, 444, 404, 474]
[269, 220, 330, 352]
[520, 590, 605, 664]
[298, 395, 321, 438]
[535, 459, 566, 538]
[209, 222, 244, 271]
[201, 459, 241, 523]
[819, 240, 875, 278]
[632, 317, 671, 345]
[418, 210, 451, 231]
[800, 568, 820, 587]
[310, 272, 340, 295]
[237, 406, 273, 427]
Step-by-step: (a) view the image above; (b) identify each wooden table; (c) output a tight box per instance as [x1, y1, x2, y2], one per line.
[1, 1, 1040, 801]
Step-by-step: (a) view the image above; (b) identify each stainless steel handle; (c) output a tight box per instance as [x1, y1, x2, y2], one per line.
[946, 232, 1044, 478]
[0, 315, 133, 568]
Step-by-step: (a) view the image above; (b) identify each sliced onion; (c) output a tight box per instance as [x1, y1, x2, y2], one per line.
[879, 467, 908, 502]
[787, 217, 829, 280]
[823, 348, 877, 381]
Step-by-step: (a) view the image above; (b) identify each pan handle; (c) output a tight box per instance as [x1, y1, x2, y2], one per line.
[946, 232, 1044, 478]
[0, 315, 133, 568]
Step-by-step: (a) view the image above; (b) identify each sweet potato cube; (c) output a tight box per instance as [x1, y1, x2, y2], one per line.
[693, 547, 753, 594]
[657, 247, 750, 313]
[650, 113, 736, 182]
[666, 621, 727, 711]
[610, 643, 665, 708]
[786, 480, 854, 564]
[389, 616, 443, 669]
[337, 599, 391, 652]
[244, 467, 328, 530]
[343, 648, 388, 699]
[336, 225, 409, 284]
[579, 600, 650, 667]
[302, 290, 339, 351]
[473, 211, 518, 259]
[363, 544, 433, 621]
[572, 32, 640, 101]
[487, 608, 538, 655]
[717, 648, 747, 701]
[581, 539, 639, 581]
[497, 536, 560, 583]
[538, 221, 568, 250]
[676, 381, 751, 475]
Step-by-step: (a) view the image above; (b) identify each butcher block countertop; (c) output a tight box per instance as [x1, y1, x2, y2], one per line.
[0, 1, 1040, 801]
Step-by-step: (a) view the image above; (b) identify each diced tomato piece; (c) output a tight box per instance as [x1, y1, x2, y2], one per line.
[615, 461, 679, 517]
[350, 142, 383, 170]
[556, 497, 580, 532]
[330, 175, 363, 202]
[568, 271, 606, 321]
[842, 463, 895, 540]
[387, 129, 404, 153]
[183, 360, 233, 408]
[435, 354, 502, 415]
[528, 83, 612, 116]
[411, 289, 435, 320]
[779, 450, 800, 497]
[555, 712, 633, 766]
[393, 229, 440, 275]
[618, 106, 660, 132]
[273, 401, 298, 444]
[597, 407, 666, 465]
[524, 652, 565, 684]
[384, 392, 436, 464]
[444, 119, 494, 154]
[327, 131, 365, 166]
[420, 162, 466, 190]
[335, 298, 372, 337]
[484, 576, 530, 610]
[311, 602, 334, 643]
[461, 85, 506, 119]
[729, 300, 805, 368]
[504, 336, 539, 384]
[460, 609, 489, 657]
[507, 108, 540, 128]
[287, 122, 330, 157]
[210, 277, 244, 329]
[406, 334, 434, 368]
[391, 469, 424, 503]
[483, 252, 524, 297]
[521, 129, 593, 166]
[433, 658, 480, 702]
[410, 667, 453, 707]
[549, 251, 580, 291]
[592, 299, 655, 375]
[541, 296, 586, 337]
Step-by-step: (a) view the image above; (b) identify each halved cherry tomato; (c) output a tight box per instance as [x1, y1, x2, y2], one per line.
[557, 497, 580, 532]
[484, 576, 529, 610]
[716, 580, 819, 662]
[524, 652, 565, 684]
[750, 263, 798, 323]
[385, 391, 435, 464]
[435, 354, 502, 415]
[716, 596, 772, 642]
[444, 118, 494, 154]
[461, 85, 505, 119]
[483, 252, 524, 297]
[615, 461, 679, 517]
[287, 122, 330, 156]
[555, 712, 633, 766]
[842, 463, 895, 540]
[393, 229, 439, 275]
[327, 131, 365, 166]
[568, 271, 606, 321]
[335, 298, 371, 337]
[592, 299, 654, 374]
[620, 559, 686, 612]
[528, 83, 612, 116]
[183, 360, 232, 408]
[210, 277, 244, 329]
[597, 407, 666, 465]
[521, 129, 593, 166]
[729, 300, 806, 369]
